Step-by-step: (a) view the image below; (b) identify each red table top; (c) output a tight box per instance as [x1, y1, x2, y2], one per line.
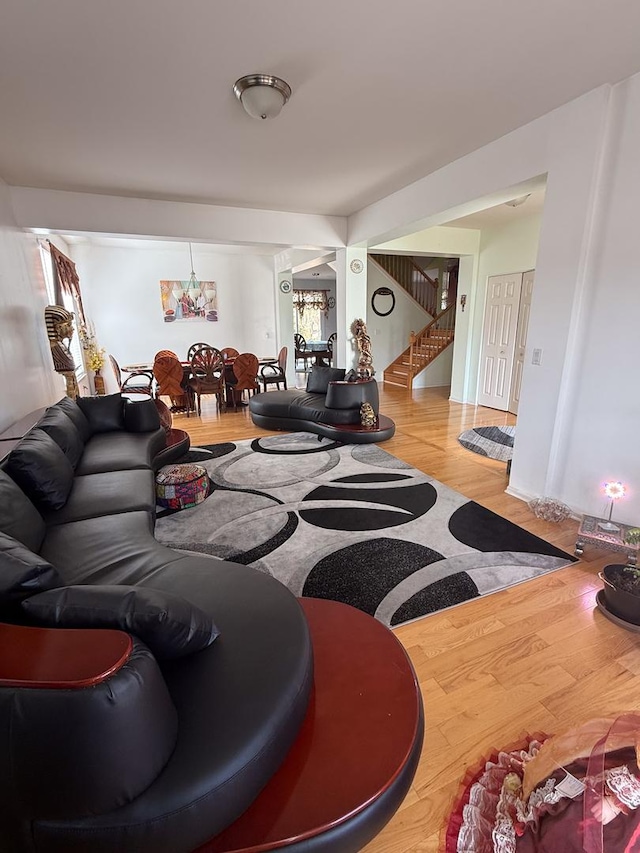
[198, 598, 422, 852]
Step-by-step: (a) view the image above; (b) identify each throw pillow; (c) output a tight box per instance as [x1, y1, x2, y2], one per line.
[124, 399, 161, 433]
[0, 532, 62, 608]
[23, 585, 220, 660]
[37, 406, 84, 468]
[54, 396, 92, 442]
[77, 394, 125, 434]
[306, 367, 346, 394]
[5, 429, 75, 510]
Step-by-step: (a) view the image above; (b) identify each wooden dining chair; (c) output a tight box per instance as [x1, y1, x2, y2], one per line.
[186, 342, 210, 362]
[221, 347, 240, 361]
[294, 334, 314, 372]
[187, 346, 225, 415]
[327, 333, 337, 367]
[230, 353, 260, 410]
[109, 354, 154, 397]
[260, 346, 287, 392]
[153, 353, 192, 416]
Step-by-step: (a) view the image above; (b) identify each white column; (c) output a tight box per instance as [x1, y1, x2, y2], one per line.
[275, 272, 295, 386]
[335, 248, 368, 371]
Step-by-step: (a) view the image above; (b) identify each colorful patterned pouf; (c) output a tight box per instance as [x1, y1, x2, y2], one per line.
[155, 463, 210, 510]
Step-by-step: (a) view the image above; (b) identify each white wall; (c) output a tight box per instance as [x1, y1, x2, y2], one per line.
[0, 178, 62, 431]
[348, 83, 624, 518]
[71, 241, 277, 394]
[554, 72, 640, 524]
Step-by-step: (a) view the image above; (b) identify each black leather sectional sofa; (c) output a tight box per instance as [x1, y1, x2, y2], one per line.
[249, 367, 395, 443]
[0, 394, 314, 852]
[0, 393, 419, 852]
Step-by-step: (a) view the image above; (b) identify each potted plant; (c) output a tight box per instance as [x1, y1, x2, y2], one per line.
[600, 528, 640, 624]
[79, 323, 106, 395]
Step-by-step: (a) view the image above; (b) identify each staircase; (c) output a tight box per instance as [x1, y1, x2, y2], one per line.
[370, 254, 439, 317]
[383, 305, 456, 389]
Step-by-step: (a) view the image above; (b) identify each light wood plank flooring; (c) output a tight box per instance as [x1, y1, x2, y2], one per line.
[173, 383, 640, 853]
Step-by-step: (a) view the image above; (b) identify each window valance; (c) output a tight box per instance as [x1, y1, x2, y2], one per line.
[293, 289, 330, 317]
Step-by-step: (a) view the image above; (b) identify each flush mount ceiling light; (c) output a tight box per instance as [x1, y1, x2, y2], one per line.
[233, 74, 292, 120]
[504, 194, 531, 208]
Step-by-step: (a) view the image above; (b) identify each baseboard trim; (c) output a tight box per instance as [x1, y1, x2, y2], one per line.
[505, 484, 582, 521]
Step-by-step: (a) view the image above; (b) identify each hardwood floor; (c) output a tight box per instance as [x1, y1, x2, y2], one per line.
[173, 383, 640, 853]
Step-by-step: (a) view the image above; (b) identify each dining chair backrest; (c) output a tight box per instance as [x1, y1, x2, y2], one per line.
[109, 354, 122, 387]
[327, 333, 337, 353]
[187, 342, 209, 362]
[221, 347, 240, 361]
[277, 346, 288, 372]
[294, 334, 307, 353]
[111, 353, 154, 396]
[190, 346, 224, 381]
[154, 349, 179, 361]
[232, 353, 259, 390]
[153, 353, 184, 397]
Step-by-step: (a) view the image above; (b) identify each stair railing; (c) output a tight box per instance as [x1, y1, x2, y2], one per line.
[371, 254, 439, 316]
[406, 304, 456, 388]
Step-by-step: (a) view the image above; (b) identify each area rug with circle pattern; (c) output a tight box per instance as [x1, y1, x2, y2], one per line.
[155, 432, 573, 628]
[458, 424, 516, 462]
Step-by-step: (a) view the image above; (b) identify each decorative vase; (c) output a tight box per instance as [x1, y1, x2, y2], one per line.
[94, 370, 106, 396]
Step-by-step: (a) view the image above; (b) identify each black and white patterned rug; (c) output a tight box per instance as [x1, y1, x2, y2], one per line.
[458, 425, 516, 462]
[155, 433, 573, 628]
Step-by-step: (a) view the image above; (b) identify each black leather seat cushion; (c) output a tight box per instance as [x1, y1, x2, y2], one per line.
[289, 392, 361, 425]
[250, 390, 360, 425]
[44, 469, 156, 526]
[30, 560, 314, 853]
[75, 429, 166, 475]
[40, 511, 183, 586]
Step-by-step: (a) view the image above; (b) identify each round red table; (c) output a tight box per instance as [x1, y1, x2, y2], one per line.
[197, 598, 423, 853]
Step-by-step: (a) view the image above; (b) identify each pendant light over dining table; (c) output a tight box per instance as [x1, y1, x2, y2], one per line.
[233, 74, 292, 120]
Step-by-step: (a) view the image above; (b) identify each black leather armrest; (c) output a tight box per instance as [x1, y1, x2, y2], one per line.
[0, 624, 177, 820]
[124, 398, 161, 432]
[325, 379, 379, 412]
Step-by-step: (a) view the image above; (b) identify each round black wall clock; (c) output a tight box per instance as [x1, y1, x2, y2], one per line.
[371, 287, 396, 316]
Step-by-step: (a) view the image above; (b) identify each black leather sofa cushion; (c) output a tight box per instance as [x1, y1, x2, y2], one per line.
[37, 407, 84, 468]
[54, 396, 91, 442]
[5, 429, 75, 511]
[40, 511, 183, 587]
[0, 532, 62, 610]
[23, 584, 219, 660]
[30, 560, 313, 853]
[0, 638, 178, 821]
[44, 469, 156, 526]
[75, 429, 166, 475]
[250, 390, 361, 425]
[77, 393, 126, 434]
[289, 392, 362, 425]
[306, 366, 345, 393]
[0, 471, 46, 552]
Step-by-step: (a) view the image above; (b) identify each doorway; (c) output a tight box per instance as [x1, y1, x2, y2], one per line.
[478, 270, 534, 414]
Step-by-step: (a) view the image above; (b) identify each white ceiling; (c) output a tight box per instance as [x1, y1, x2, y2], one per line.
[1, 1, 639, 218]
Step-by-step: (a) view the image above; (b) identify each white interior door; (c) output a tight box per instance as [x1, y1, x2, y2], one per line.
[478, 273, 522, 411]
[508, 269, 534, 414]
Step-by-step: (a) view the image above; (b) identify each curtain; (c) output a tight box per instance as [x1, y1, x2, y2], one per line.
[293, 289, 329, 317]
[48, 241, 86, 326]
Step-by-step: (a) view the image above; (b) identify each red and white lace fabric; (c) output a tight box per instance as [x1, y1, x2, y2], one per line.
[446, 724, 640, 853]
